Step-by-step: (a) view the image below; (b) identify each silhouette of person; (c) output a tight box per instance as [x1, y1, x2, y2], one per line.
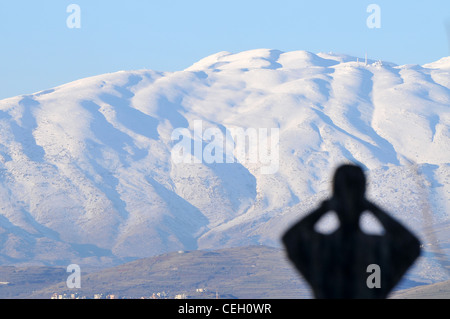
[282, 164, 421, 299]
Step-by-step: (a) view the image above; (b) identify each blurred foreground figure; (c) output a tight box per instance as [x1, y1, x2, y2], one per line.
[282, 164, 421, 299]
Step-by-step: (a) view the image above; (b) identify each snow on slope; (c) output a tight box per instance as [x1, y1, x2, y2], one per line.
[0, 49, 448, 283]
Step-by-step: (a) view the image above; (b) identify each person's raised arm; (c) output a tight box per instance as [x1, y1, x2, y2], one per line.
[365, 200, 421, 259]
[365, 201, 419, 241]
[282, 199, 334, 286]
[282, 199, 331, 247]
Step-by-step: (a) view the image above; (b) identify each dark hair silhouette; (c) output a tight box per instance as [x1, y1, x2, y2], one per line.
[282, 164, 421, 299]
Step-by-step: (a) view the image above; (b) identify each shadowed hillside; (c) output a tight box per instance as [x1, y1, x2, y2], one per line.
[25, 246, 312, 299]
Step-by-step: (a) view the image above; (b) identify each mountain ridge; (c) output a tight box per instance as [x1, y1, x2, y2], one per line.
[0, 49, 448, 286]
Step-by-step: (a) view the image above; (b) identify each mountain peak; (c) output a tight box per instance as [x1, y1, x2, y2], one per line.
[423, 56, 450, 69]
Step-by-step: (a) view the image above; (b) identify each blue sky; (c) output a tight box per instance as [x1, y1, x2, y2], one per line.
[0, 0, 449, 100]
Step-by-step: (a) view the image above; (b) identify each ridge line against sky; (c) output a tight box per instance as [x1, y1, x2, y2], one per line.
[0, 0, 449, 100]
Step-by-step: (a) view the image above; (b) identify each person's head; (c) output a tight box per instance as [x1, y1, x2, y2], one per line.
[333, 164, 366, 199]
[332, 164, 367, 225]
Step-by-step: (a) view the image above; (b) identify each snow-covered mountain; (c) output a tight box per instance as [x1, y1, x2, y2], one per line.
[0, 49, 448, 283]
